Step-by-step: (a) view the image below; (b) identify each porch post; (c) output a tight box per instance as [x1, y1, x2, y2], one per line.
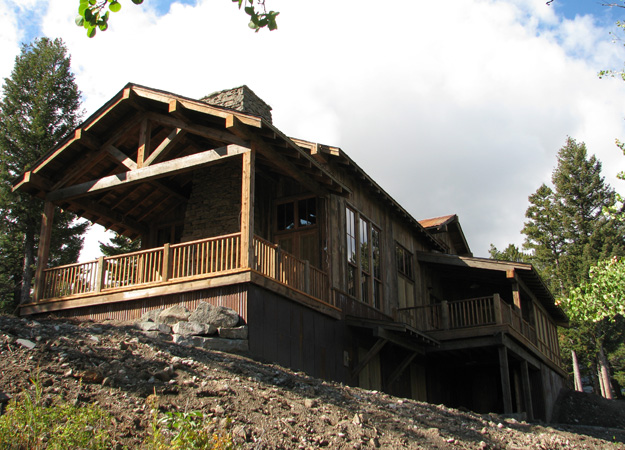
[498, 346, 513, 414]
[493, 293, 502, 324]
[521, 360, 534, 421]
[511, 280, 521, 311]
[33, 201, 55, 302]
[240, 149, 255, 269]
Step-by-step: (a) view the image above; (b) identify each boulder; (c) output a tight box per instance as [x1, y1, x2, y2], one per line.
[141, 308, 163, 323]
[172, 321, 216, 337]
[188, 302, 240, 328]
[218, 325, 248, 340]
[172, 334, 248, 352]
[136, 322, 171, 333]
[157, 305, 190, 325]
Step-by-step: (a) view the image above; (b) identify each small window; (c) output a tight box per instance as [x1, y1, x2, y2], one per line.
[396, 244, 413, 279]
[276, 197, 317, 232]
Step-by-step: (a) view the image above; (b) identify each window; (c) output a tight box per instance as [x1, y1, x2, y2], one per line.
[396, 244, 413, 279]
[396, 243, 414, 309]
[276, 197, 320, 268]
[346, 206, 382, 308]
[277, 197, 317, 231]
[346, 208, 357, 297]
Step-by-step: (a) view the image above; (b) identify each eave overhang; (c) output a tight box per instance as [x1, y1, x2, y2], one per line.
[12, 83, 350, 239]
[292, 138, 447, 254]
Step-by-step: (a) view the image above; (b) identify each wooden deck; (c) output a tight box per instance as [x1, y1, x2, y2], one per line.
[25, 233, 333, 315]
[398, 294, 562, 369]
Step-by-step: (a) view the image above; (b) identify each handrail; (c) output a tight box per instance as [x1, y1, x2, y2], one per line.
[39, 233, 331, 307]
[397, 295, 562, 367]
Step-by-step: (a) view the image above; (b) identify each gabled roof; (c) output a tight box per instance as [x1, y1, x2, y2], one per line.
[13, 83, 350, 239]
[418, 214, 472, 256]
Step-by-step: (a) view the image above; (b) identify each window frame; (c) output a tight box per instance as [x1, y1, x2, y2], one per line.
[345, 204, 383, 309]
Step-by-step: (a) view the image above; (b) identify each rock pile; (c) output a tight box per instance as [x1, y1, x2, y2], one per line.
[136, 302, 248, 352]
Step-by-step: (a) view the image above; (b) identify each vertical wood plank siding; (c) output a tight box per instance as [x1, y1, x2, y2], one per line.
[42, 285, 249, 323]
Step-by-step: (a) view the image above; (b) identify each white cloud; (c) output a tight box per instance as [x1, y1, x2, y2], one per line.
[3, 0, 625, 259]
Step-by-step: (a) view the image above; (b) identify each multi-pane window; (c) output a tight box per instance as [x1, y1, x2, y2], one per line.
[346, 208, 357, 297]
[276, 197, 319, 267]
[277, 197, 317, 232]
[346, 206, 382, 308]
[396, 244, 413, 279]
[396, 243, 414, 309]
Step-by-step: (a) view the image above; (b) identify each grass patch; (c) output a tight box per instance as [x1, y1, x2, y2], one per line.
[0, 379, 112, 450]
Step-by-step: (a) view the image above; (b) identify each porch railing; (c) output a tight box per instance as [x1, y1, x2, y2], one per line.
[398, 294, 561, 367]
[252, 236, 330, 303]
[40, 233, 329, 306]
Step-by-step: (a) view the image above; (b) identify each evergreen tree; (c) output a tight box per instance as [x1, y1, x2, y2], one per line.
[99, 233, 141, 257]
[488, 243, 529, 263]
[0, 38, 87, 308]
[521, 137, 625, 397]
[522, 137, 622, 297]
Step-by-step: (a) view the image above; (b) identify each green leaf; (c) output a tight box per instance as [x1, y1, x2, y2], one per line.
[75, 15, 84, 26]
[87, 26, 97, 37]
[109, 1, 121, 13]
[131, 0, 144, 3]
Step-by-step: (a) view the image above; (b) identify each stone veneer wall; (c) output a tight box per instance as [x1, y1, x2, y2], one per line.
[182, 159, 242, 242]
[201, 85, 273, 124]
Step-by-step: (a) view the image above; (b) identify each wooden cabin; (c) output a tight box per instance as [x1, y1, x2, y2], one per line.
[13, 84, 568, 421]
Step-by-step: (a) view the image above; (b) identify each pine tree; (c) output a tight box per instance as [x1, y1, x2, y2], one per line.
[521, 137, 625, 397]
[522, 137, 622, 296]
[99, 233, 141, 257]
[0, 38, 87, 308]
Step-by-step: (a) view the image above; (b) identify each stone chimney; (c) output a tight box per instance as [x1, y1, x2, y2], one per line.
[201, 85, 273, 124]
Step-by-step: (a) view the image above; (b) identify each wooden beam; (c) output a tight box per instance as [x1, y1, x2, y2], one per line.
[521, 360, 534, 421]
[33, 202, 55, 302]
[148, 111, 249, 148]
[143, 127, 186, 166]
[351, 338, 388, 379]
[384, 352, 418, 390]
[47, 144, 249, 202]
[106, 145, 138, 170]
[499, 346, 513, 414]
[226, 114, 327, 196]
[240, 149, 255, 269]
[12, 171, 52, 193]
[137, 119, 151, 168]
[50, 112, 145, 191]
[374, 327, 425, 354]
[69, 199, 148, 236]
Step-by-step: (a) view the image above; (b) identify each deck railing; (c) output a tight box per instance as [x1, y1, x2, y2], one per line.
[40, 233, 329, 306]
[398, 294, 561, 367]
[252, 236, 330, 303]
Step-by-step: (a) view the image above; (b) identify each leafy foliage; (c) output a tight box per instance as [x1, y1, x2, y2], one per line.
[0, 378, 112, 450]
[145, 394, 235, 450]
[76, 0, 278, 37]
[562, 257, 625, 323]
[0, 38, 86, 307]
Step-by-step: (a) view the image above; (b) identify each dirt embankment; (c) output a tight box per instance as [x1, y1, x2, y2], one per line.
[1, 314, 624, 449]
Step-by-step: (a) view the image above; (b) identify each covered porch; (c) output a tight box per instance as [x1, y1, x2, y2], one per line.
[13, 84, 348, 319]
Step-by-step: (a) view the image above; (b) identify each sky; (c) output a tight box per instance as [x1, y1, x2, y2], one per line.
[2, 0, 625, 261]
